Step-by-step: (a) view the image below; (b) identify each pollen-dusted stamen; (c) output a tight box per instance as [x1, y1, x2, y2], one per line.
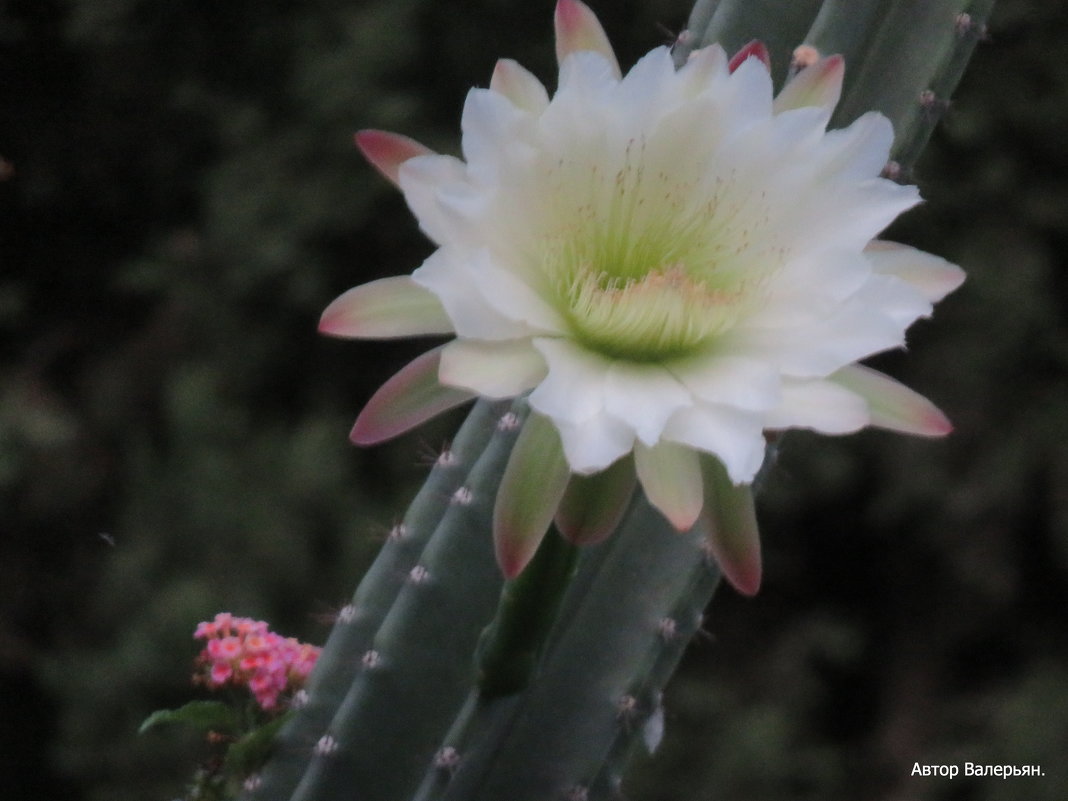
[560, 262, 745, 361]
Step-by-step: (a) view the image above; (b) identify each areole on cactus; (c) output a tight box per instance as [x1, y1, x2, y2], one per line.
[320, 0, 963, 595]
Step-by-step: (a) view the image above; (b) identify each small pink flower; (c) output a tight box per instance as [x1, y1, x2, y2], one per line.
[191, 614, 323, 711]
[210, 661, 233, 685]
[212, 636, 243, 661]
[193, 621, 217, 639]
[243, 633, 270, 654]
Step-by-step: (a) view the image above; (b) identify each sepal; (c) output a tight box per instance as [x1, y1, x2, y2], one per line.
[555, 455, 636, 546]
[350, 346, 476, 445]
[355, 129, 433, 186]
[494, 412, 572, 577]
[831, 364, 953, 437]
[554, 0, 621, 79]
[319, 276, 454, 339]
[634, 440, 704, 531]
[774, 54, 845, 113]
[700, 454, 762, 596]
[728, 40, 771, 73]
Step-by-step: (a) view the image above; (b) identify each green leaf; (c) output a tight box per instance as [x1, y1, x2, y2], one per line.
[139, 700, 241, 736]
[224, 711, 294, 775]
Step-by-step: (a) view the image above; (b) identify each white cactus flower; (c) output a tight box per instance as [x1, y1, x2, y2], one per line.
[321, 0, 964, 592]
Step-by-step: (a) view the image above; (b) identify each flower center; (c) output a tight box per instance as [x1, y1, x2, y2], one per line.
[539, 145, 758, 362]
[559, 261, 745, 362]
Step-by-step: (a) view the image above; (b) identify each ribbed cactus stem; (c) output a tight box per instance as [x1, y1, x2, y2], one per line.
[248, 399, 504, 800]
[415, 494, 720, 801]
[803, 0, 893, 71]
[477, 528, 580, 699]
[589, 529, 722, 797]
[809, 0, 998, 171]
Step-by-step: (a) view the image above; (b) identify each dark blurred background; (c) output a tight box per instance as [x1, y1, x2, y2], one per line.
[1, 1, 1066, 799]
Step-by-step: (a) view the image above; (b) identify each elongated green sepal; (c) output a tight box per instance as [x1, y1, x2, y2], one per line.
[356, 129, 433, 186]
[832, 364, 952, 437]
[320, 277, 454, 339]
[699, 454, 761, 596]
[555, 455, 636, 546]
[350, 346, 476, 445]
[494, 412, 571, 578]
[634, 441, 703, 531]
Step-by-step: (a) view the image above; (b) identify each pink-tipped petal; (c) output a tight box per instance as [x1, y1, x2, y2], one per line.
[634, 441, 704, 531]
[319, 277, 454, 339]
[490, 59, 551, 114]
[773, 53, 844, 113]
[350, 346, 476, 445]
[554, 0, 621, 78]
[728, 40, 771, 74]
[864, 241, 966, 303]
[700, 455, 762, 596]
[355, 129, 434, 187]
[494, 412, 571, 578]
[831, 364, 953, 437]
[555, 455, 636, 546]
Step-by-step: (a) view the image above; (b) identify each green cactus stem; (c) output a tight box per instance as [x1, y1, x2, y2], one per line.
[247, 399, 524, 801]
[805, 0, 998, 172]
[410, 494, 720, 801]
[476, 528, 581, 699]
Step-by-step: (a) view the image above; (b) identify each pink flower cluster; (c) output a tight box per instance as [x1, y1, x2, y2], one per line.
[193, 613, 321, 710]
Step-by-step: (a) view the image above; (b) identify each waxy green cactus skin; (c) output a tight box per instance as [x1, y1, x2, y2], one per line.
[412, 496, 720, 801]
[245, 3, 994, 799]
[248, 398, 514, 800]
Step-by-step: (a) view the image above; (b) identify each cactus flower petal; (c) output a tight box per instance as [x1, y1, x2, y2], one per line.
[764, 377, 870, 434]
[319, 277, 454, 339]
[773, 54, 844, 114]
[330, 1, 965, 584]
[865, 240, 967, 303]
[438, 338, 547, 399]
[700, 456, 762, 596]
[350, 347, 476, 445]
[728, 40, 771, 73]
[494, 413, 572, 578]
[491, 59, 551, 114]
[634, 440, 704, 531]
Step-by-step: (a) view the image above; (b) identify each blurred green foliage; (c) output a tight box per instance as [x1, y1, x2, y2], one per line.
[1, 1, 1066, 800]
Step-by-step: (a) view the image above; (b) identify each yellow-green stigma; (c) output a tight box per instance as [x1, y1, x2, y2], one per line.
[558, 260, 744, 362]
